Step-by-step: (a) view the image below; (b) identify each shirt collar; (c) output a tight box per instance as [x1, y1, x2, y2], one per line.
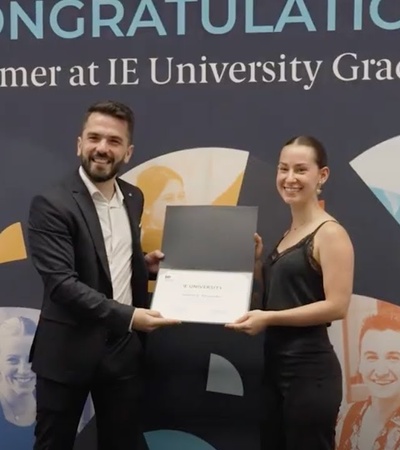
[79, 166, 124, 206]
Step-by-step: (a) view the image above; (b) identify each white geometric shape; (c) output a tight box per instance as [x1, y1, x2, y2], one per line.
[121, 147, 249, 204]
[206, 353, 244, 396]
[349, 135, 400, 195]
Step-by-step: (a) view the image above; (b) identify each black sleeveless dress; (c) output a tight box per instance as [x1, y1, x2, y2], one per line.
[261, 221, 343, 450]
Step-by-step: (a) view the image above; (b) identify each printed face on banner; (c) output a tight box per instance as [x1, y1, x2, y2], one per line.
[276, 144, 328, 205]
[121, 147, 249, 254]
[332, 298, 400, 450]
[0, 310, 38, 429]
[148, 178, 186, 229]
[77, 112, 133, 183]
[358, 328, 400, 400]
[0, 334, 35, 397]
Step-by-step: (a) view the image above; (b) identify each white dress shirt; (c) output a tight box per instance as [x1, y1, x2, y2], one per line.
[79, 166, 133, 306]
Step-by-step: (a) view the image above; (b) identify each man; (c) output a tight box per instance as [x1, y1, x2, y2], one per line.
[27, 100, 179, 450]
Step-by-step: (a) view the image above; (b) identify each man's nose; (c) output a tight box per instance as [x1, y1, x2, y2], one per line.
[373, 360, 391, 376]
[96, 139, 108, 151]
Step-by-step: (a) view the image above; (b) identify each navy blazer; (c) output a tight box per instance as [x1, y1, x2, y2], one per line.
[27, 170, 150, 384]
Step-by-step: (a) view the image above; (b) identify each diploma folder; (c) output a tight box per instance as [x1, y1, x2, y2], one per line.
[151, 205, 259, 324]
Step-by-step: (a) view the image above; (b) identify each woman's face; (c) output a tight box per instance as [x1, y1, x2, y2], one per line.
[276, 144, 326, 205]
[149, 179, 186, 229]
[0, 336, 35, 396]
[359, 329, 400, 400]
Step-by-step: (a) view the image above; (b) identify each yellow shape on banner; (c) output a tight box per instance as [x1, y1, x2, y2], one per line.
[146, 171, 245, 293]
[212, 172, 244, 206]
[0, 222, 27, 264]
[148, 280, 156, 292]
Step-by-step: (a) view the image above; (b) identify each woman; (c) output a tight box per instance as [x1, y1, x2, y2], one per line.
[227, 136, 354, 449]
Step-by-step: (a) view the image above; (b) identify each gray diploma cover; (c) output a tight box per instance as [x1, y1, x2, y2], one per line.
[151, 205, 258, 324]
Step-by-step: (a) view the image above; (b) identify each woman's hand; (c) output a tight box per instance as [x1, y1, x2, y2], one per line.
[225, 310, 272, 335]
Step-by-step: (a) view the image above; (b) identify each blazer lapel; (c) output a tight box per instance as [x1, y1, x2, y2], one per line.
[118, 182, 141, 249]
[118, 182, 148, 288]
[120, 183, 150, 307]
[70, 173, 112, 283]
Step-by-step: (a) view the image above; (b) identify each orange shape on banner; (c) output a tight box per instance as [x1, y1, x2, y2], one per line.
[0, 222, 27, 264]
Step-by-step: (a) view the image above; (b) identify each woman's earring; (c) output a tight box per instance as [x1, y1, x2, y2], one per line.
[317, 181, 322, 195]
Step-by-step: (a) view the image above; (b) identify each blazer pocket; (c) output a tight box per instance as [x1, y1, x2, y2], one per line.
[40, 313, 78, 328]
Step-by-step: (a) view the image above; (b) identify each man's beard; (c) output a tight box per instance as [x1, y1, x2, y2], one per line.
[81, 153, 124, 183]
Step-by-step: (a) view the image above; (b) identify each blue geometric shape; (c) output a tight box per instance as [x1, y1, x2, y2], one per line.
[370, 187, 400, 226]
[144, 430, 217, 450]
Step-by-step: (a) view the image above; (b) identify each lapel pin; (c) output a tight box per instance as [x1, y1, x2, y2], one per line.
[128, 193, 132, 197]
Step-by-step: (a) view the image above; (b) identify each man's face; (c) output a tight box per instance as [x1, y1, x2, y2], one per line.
[77, 112, 133, 183]
[359, 329, 400, 399]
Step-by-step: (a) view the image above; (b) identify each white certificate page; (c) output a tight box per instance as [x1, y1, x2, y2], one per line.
[151, 268, 253, 324]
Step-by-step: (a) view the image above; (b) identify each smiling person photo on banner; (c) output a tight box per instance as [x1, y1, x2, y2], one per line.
[136, 165, 187, 254]
[337, 313, 400, 450]
[123, 148, 248, 256]
[0, 315, 37, 449]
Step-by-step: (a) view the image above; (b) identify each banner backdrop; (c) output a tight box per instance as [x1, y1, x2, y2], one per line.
[1, 1, 400, 449]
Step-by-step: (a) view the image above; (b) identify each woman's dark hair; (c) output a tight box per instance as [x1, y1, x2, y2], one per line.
[283, 136, 328, 168]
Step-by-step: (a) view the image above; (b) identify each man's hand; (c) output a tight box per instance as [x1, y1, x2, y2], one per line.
[131, 308, 180, 332]
[144, 250, 164, 274]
